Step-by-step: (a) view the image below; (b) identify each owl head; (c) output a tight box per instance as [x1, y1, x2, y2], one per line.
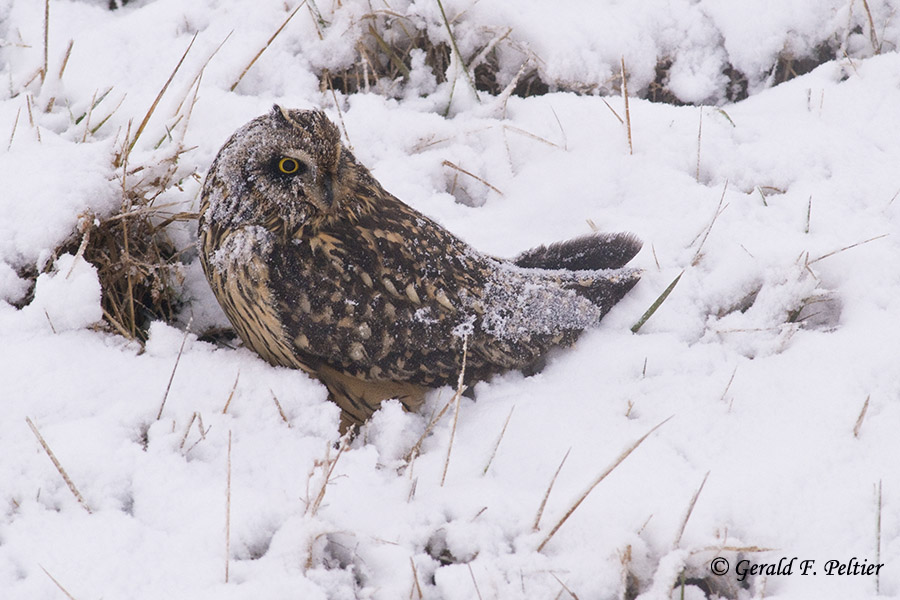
[202, 106, 348, 232]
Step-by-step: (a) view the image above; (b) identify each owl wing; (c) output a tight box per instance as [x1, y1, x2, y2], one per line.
[268, 196, 505, 388]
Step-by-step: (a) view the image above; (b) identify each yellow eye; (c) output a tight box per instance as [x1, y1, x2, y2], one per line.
[278, 157, 301, 174]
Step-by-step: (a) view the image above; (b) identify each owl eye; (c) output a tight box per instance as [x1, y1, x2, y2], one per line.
[277, 157, 305, 175]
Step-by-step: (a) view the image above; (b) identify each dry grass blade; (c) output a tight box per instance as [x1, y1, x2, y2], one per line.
[601, 97, 624, 124]
[537, 417, 671, 552]
[306, 434, 350, 516]
[368, 24, 411, 78]
[7, 105, 21, 151]
[442, 160, 503, 196]
[482, 405, 514, 475]
[230, 2, 306, 91]
[58, 39, 74, 80]
[502, 124, 561, 149]
[42, 0, 49, 84]
[621, 57, 633, 154]
[853, 395, 870, 438]
[631, 270, 684, 333]
[156, 317, 193, 420]
[437, 0, 479, 103]
[322, 70, 353, 150]
[404, 394, 454, 464]
[691, 181, 728, 265]
[467, 563, 484, 600]
[551, 572, 580, 600]
[272, 390, 290, 425]
[410, 557, 424, 599]
[695, 109, 703, 182]
[40, 566, 80, 600]
[805, 195, 812, 233]
[174, 31, 232, 118]
[26, 417, 92, 514]
[404, 340, 470, 465]
[807, 233, 888, 265]
[441, 336, 468, 487]
[222, 371, 241, 414]
[860, 0, 881, 53]
[179, 412, 199, 449]
[719, 367, 737, 403]
[672, 471, 710, 549]
[126, 33, 197, 159]
[533, 447, 571, 531]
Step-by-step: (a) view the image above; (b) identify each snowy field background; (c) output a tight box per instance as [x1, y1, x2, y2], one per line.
[2, 1, 900, 598]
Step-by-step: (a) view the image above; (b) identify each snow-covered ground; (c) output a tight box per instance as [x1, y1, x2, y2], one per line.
[2, 1, 900, 598]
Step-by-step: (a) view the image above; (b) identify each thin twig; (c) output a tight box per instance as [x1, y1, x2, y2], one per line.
[537, 417, 671, 552]
[26, 417, 92, 513]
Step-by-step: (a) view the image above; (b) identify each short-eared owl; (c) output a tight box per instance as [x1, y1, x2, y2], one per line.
[199, 106, 641, 429]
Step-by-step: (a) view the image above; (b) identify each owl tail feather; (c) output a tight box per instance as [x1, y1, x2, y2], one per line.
[514, 232, 643, 316]
[513, 232, 642, 271]
[574, 268, 642, 316]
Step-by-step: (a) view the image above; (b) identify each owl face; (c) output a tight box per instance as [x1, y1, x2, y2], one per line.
[203, 106, 343, 232]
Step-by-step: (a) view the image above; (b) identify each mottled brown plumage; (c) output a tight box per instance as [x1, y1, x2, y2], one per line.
[199, 106, 642, 428]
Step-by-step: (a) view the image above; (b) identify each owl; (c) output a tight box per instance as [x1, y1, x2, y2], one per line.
[199, 106, 641, 429]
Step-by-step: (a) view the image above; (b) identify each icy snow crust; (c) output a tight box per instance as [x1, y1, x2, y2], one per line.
[3, 1, 900, 599]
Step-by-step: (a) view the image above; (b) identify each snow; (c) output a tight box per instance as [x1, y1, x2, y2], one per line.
[2, 1, 900, 599]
